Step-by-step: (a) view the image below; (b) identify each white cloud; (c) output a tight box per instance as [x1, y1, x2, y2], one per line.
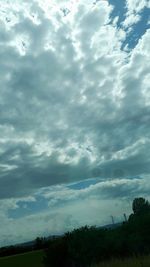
[1, 174, 150, 246]
[0, 0, 150, 246]
[123, 0, 150, 29]
[0, 0, 149, 196]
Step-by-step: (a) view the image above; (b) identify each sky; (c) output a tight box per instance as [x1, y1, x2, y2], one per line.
[0, 0, 150, 246]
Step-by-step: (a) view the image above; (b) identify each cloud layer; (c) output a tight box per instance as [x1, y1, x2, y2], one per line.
[0, 0, 149, 246]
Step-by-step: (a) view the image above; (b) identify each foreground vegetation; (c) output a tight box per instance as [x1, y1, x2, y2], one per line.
[0, 250, 150, 267]
[95, 254, 150, 267]
[44, 197, 150, 267]
[0, 250, 44, 267]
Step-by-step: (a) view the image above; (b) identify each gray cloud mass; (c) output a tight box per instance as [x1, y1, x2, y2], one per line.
[0, 0, 150, 197]
[0, 0, 150, 246]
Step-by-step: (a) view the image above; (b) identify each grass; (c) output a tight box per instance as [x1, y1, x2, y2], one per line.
[0, 250, 44, 267]
[0, 251, 150, 267]
[94, 254, 150, 267]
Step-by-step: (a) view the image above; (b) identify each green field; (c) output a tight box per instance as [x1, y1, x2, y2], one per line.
[0, 250, 44, 267]
[0, 251, 150, 267]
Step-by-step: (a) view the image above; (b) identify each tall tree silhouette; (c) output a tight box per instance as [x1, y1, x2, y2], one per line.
[132, 197, 150, 215]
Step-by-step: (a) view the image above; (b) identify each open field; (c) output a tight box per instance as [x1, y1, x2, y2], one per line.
[95, 255, 150, 267]
[0, 251, 150, 267]
[0, 250, 44, 267]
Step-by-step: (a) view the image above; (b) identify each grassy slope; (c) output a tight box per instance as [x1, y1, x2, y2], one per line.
[0, 250, 44, 267]
[95, 255, 150, 267]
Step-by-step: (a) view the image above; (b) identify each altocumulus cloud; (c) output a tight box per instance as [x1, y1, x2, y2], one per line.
[0, 0, 150, 245]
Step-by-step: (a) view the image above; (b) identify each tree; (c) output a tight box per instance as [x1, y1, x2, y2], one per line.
[34, 237, 46, 249]
[132, 197, 150, 215]
[43, 237, 69, 267]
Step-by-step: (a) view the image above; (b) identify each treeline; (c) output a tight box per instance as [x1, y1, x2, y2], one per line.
[0, 244, 33, 257]
[0, 237, 50, 257]
[43, 197, 150, 267]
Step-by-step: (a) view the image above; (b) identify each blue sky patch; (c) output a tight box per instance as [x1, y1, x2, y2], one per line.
[122, 8, 150, 50]
[8, 196, 48, 219]
[67, 178, 101, 190]
[109, 0, 127, 26]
